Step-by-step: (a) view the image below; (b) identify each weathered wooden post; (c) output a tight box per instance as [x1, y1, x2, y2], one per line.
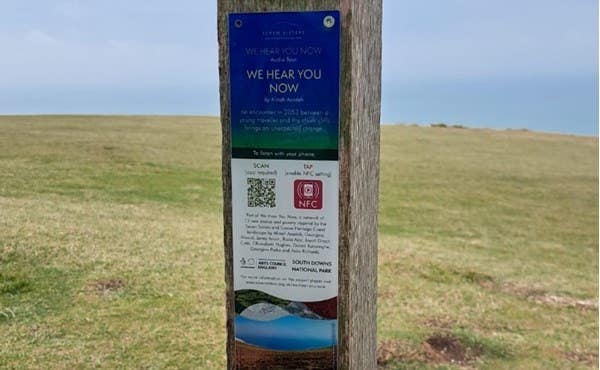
[218, 1, 381, 368]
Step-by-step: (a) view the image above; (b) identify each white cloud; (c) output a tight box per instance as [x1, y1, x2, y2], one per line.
[24, 29, 62, 46]
[0, 30, 218, 88]
[53, 1, 88, 19]
[382, 0, 598, 84]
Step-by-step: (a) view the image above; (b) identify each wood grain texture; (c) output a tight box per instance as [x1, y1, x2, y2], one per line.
[218, 1, 381, 368]
[338, 2, 382, 369]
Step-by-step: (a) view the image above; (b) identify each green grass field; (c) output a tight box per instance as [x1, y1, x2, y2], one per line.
[0, 115, 597, 369]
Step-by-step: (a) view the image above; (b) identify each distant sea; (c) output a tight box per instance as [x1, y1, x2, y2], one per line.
[0, 74, 597, 136]
[382, 75, 598, 136]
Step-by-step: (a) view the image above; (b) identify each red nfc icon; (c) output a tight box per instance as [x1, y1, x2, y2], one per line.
[294, 180, 323, 210]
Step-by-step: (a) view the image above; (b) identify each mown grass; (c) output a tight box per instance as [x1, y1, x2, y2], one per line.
[0, 115, 597, 369]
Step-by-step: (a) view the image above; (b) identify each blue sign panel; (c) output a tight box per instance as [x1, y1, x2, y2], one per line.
[229, 11, 341, 369]
[229, 11, 340, 160]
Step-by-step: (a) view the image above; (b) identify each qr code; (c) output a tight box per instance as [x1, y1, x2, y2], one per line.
[247, 178, 276, 208]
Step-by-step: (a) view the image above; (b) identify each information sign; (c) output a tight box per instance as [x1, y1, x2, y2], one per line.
[229, 11, 340, 368]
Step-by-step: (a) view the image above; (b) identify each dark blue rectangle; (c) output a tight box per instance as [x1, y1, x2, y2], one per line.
[228, 11, 340, 159]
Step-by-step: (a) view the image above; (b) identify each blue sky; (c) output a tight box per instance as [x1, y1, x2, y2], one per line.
[0, 1, 597, 135]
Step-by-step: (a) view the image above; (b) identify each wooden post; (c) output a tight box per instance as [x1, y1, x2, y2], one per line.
[218, 1, 381, 369]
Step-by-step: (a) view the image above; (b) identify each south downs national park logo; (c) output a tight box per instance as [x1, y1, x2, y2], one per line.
[294, 180, 322, 210]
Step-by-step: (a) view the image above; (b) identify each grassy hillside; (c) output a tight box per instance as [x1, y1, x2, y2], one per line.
[0, 115, 597, 369]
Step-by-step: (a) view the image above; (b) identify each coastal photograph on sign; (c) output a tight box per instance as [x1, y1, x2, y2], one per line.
[0, 1, 597, 369]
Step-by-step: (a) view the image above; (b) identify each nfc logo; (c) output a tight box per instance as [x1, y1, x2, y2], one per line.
[294, 180, 323, 210]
